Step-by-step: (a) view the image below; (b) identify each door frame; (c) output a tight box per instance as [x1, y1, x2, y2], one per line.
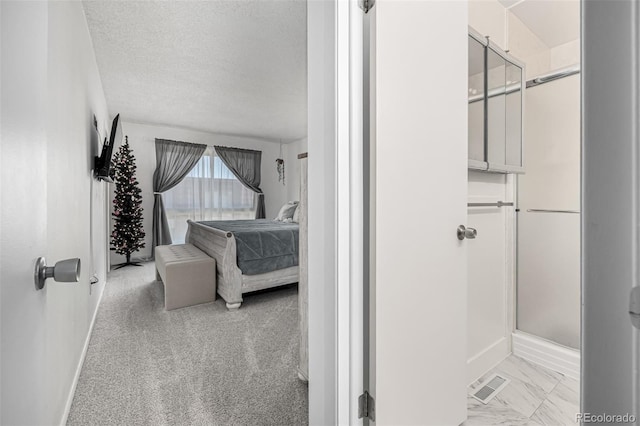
[307, 0, 364, 424]
[315, 0, 640, 424]
[582, 0, 639, 421]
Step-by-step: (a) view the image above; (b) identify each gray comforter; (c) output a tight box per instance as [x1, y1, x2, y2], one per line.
[198, 219, 299, 275]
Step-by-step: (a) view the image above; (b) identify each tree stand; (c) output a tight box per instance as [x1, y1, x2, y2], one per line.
[113, 254, 143, 269]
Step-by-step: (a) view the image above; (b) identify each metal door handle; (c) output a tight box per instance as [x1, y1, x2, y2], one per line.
[34, 257, 81, 290]
[457, 225, 478, 240]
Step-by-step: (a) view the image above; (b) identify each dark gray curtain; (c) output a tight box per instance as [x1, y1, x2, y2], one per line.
[214, 145, 266, 219]
[152, 139, 207, 255]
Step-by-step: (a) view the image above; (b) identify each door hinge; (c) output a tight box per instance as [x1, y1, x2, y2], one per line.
[358, 391, 375, 421]
[359, 0, 375, 13]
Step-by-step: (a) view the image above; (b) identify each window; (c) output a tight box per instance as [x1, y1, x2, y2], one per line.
[163, 147, 256, 243]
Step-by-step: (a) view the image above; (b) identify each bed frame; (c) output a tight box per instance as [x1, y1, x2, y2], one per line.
[185, 220, 299, 309]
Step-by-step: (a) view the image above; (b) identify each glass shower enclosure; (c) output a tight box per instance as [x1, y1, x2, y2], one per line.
[516, 70, 581, 350]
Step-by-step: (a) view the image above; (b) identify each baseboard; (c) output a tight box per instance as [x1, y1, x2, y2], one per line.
[512, 331, 580, 380]
[467, 337, 510, 385]
[59, 282, 106, 426]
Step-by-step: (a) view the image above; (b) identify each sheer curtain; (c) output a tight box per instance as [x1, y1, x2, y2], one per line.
[163, 147, 256, 243]
[152, 139, 207, 254]
[214, 145, 265, 218]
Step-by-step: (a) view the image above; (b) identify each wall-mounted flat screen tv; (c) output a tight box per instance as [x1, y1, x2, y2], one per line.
[94, 114, 121, 183]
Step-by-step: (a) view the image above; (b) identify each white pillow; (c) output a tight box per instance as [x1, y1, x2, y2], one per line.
[275, 201, 298, 221]
[292, 204, 300, 223]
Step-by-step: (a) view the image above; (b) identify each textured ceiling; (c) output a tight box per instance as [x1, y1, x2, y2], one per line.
[83, 0, 307, 142]
[498, 0, 580, 48]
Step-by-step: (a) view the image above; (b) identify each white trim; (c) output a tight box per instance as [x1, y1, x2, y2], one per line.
[506, 173, 517, 354]
[307, 0, 359, 423]
[467, 337, 510, 385]
[347, 0, 364, 424]
[336, 0, 355, 423]
[59, 283, 106, 426]
[512, 331, 580, 380]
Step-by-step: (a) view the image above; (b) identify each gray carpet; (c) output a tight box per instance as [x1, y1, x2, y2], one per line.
[67, 262, 308, 426]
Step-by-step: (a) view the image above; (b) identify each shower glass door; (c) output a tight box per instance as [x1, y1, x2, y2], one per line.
[517, 74, 581, 349]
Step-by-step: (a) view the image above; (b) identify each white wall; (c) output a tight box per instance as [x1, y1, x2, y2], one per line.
[469, 0, 507, 49]
[1, 1, 109, 424]
[467, 0, 513, 384]
[507, 12, 580, 79]
[466, 170, 512, 383]
[111, 121, 290, 264]
[550, 39, 580, 70]
[507, 12, 550, 79]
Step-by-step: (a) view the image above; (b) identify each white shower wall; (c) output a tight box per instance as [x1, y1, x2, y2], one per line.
[467, 171, 515, 383]
[467, 0, 513, 385]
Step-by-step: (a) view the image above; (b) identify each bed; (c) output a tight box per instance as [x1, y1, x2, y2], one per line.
[185, 219, 300, 309]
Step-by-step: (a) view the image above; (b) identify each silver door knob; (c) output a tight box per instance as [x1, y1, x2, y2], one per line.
[34, 257, 81, 290]
[457, 225, 477, 240]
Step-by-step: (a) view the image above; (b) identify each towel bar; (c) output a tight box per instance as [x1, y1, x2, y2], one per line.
[467, 201, 514, 208]
[526, 209, 580, 214]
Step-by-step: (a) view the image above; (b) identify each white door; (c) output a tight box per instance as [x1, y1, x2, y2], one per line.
[0, 2, 50, 424]
[368, 1, 469, 424]
[582, 1, 639, 423]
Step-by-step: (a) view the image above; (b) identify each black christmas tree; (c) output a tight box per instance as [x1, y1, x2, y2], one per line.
[110, 136, 145, 268]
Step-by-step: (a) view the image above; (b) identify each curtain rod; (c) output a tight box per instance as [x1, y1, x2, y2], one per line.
[526, 64, 580, 88]
[468, 65, 581, 104]
[214, 145, 261, 154]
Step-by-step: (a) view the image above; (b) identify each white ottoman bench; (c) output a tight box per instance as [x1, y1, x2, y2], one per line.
[155, 244, 216, 311]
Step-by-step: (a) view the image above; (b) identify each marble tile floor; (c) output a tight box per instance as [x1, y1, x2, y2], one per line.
[464, 355, 580, 425]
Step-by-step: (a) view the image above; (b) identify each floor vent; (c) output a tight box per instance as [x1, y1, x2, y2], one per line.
[471, 374, 510, 405]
